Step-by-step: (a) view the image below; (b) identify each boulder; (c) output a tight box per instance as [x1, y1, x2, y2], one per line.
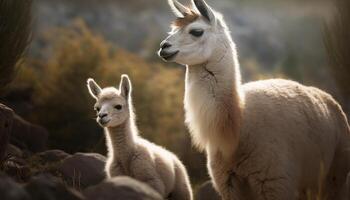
[84, 176, 163, 200]
[196, 180, 221, 200]
[6, 144, 23, 158]
[2, 145, 30, 182]
[25, 173, 84, 200]
[36, 149, 70, 163]
[0, 173, 31, 200]
[10, 114, 48, 153]
[0, 104, 14, 162]
[2, 156, 31, 182]
[58, 152, 106, 189]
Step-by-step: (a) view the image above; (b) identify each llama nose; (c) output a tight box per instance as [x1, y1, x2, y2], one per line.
[160, 41, 172, 49]
[98, 113, 107, 119]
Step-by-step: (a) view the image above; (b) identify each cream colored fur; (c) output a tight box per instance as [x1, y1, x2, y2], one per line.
[87, 75, 193, 200]
[160, 0, 350, 199]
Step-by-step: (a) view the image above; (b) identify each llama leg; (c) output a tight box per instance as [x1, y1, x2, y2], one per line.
[208, 149, 255, 200]
[327, 145, 350, 200]
[336, 172, 350, 200]
[211, 167, 296, 200]
[209, 169, 246, 200]
[248, 175, 297, 200]
[169, 163, 193, 200]
[208, 156, 240, 200]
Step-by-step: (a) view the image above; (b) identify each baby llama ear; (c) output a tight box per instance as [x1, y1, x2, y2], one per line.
[192, 0, 216, 24]
[87, 78, 102, 99]
[168, 0, 189, 18]
[119, 74, 132, 100]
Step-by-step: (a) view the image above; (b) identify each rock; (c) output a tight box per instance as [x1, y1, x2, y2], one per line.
[2, 156, 31, 182]
[25, 173, 84, 200]
[10, 114, 48, 153]
[0, 104, 14, 162]
[58, 152, 106, 189]
[0, 173, 31, 200]
[6, 144, 23, 158]
[36, 149, 70, 163]
[0, 103, 48, 155]
[84, 176, 163, 200]
[196, 180, 221, 200]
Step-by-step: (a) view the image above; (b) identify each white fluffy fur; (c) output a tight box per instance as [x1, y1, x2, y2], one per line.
[87, 75, 193, 200]
[161, 0, 350, 199]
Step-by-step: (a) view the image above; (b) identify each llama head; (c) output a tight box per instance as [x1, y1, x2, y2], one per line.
[87, 75, 132, 128]
[158, 0, 229, 65]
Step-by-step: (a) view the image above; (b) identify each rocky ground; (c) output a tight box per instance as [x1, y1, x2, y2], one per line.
[0, 103, 219, 200]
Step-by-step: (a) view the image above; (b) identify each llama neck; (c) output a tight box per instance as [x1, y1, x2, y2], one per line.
[105, 117, 137, 161]
[187, 37, 241, 90]
[185, 35, 242, 159]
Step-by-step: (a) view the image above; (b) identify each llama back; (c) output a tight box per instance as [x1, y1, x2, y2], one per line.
[238, 79, 349, 194]
[240, 78, 343, 155]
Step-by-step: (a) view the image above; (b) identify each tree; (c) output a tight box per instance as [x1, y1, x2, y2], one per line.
[0, 0, 32, 91]
[324, 0, 350, 116]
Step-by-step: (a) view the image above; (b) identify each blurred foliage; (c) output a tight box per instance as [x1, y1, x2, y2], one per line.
[5, 20, 206, 185]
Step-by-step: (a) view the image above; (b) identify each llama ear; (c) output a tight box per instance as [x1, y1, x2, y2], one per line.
[168, 0, 189, 18]
[87, 78, 102, 99]
[119, 74, 132, 100]
[192, 0, 216, 24]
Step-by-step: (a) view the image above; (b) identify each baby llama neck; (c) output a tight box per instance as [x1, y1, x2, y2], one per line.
[105, 117, 138, 161]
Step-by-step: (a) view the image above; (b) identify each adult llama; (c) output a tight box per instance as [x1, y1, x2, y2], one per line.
[158, 0, 350, 199]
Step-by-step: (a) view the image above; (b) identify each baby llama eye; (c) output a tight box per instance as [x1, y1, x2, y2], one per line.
[114, 105, 122, 110]
[189, 29, 204, 37]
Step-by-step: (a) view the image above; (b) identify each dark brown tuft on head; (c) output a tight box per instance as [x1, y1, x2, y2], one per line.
[172, 10, 199, 28]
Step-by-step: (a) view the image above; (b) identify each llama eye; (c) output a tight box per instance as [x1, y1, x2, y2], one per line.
[189, 29, 204, 37]
[114, 105, 122, 110]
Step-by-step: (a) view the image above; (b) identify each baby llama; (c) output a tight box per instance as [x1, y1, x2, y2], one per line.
[87, 75, 193, 200]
